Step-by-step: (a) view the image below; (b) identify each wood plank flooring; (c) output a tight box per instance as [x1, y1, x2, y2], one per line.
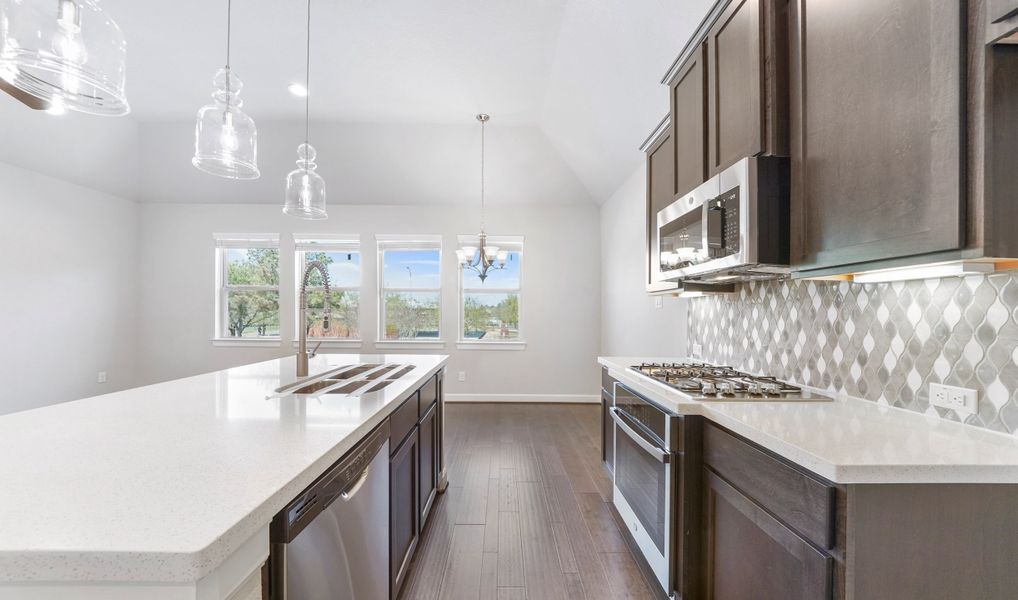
[399, 403, 659, 600]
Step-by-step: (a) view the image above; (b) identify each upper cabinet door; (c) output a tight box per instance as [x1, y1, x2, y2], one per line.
[707, 0, 763, 175]
[789, 0, 965, 272]
[988, 0, 1018, 23]
[646, 126, 676, 287]
[671, 43, 708, 196]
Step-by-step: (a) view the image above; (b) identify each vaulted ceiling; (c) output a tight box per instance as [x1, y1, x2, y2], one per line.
[0, 0, 713, 205]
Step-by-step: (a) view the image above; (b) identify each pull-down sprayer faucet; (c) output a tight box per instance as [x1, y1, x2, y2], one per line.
[296, 261, 331, 377]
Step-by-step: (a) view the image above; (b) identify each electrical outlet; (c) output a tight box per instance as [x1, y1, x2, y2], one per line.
[692, 343, 703, 358]
[97, 371, 107, 384]
[654, 296, 663, 309]
[930, 383, 978, 414]
[458, 371, 466, 382]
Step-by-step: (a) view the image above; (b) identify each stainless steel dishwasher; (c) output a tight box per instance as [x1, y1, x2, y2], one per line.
[270, 421, 390, 599]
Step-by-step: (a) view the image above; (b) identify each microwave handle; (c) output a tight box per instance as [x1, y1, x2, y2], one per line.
[706, 198, 724, 250]
[609, 407, 671, 463]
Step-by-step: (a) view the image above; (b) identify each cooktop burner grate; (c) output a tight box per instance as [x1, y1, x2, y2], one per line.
[629, 362, 829, 401]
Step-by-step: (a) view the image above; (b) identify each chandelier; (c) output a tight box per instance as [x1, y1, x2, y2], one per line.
[456, 114, 508, 282]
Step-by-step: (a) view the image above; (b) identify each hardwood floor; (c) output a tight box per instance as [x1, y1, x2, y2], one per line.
[399, 403, 660, 600]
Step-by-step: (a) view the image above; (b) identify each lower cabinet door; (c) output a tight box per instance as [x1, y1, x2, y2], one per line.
[418, 402, 438, 526]
[704, 469, 832, 600]
[390, 428, 419, 599]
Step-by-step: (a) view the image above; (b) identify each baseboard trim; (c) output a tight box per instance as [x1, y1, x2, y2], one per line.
[444, 393, 599, 404]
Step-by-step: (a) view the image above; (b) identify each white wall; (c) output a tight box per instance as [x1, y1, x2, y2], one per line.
[0, 162, 140, 414]
[600, 166, 687, 357]
[136, 202, 602, 400]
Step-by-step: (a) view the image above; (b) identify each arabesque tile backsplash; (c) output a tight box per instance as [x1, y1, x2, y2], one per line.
[687, 274, 1018, 434]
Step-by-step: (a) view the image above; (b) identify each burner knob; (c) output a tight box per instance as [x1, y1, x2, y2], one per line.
[747, 382, 762, 395]
[701, 382, 717, 395]
[762, 382, 781, 395]
[718, 382, 734, 395]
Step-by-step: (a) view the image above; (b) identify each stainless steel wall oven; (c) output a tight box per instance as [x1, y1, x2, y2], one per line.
[611, 383, 701, 600]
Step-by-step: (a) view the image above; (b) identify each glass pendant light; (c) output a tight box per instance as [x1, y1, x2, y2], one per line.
[192, 0, 259, 180]
[283, 0, 326, 219]
[0, 0, 129, 116]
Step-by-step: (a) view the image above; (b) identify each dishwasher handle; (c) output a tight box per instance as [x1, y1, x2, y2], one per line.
[340, 466, 371, 501]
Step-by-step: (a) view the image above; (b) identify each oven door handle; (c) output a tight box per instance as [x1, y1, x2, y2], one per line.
[609, 407, 671, 464]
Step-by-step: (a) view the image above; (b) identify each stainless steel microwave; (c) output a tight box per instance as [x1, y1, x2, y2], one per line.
[655, 156, 790, 284]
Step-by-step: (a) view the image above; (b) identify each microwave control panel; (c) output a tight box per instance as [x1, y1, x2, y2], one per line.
[707, 189, 740, 258]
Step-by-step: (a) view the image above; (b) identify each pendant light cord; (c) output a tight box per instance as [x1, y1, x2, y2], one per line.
[225, 0, 232, 69]
[480, 116, 485, 232]
[304, 0, 312, 147]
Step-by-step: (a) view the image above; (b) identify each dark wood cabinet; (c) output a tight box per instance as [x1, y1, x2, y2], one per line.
[645, 119, 678, 291]
[600, 390, 614, 474]
[418, 401, 438, 525]
[704, 469, 832, 600]
[788, 0, 966, 273]
[989, 0, 1018, 23]
[390, 426, 419, 599]
[707, 0, 762, 175]
[670, 44, 708, 194]
[599, 369, 617, 474]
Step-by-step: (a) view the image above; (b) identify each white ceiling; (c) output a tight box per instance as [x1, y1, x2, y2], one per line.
[1, 0, 714, 204]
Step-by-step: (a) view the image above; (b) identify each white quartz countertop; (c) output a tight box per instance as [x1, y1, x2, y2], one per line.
[0, 354, 447, 583]
[599, 356, 1018, 485]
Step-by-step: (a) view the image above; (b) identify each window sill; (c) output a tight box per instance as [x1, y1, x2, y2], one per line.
[456, 340, 527, 351]
[290, 339, 364, 349]
[374, 340, 446, 350]
[212, 338, 282, 348]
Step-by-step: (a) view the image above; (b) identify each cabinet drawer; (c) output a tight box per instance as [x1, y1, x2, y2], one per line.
[601, 368, 617, 395]
[390, 392, 420, 452]
[419, 374, 439, 417]
[704, 424, 835, 548]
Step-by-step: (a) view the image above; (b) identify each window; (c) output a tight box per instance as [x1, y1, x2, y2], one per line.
[458, 235, 523, 343]
[295, 235, 361, 341]
[214, 234, 280, 341]
[378, 235, 442, 341]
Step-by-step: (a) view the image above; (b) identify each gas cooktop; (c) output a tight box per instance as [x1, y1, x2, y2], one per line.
[629, 362, 832, 402]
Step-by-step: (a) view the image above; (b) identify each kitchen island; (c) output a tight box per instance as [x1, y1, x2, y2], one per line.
[0, 353, 447, 600]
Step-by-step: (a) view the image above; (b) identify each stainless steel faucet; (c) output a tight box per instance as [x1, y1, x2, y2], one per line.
[297, 261, 332, 377]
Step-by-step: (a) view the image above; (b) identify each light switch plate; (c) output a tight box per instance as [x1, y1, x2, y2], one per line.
[930, 382, 978, 415]
[654, 296, 663, 309]
[97, 371, 107, 384]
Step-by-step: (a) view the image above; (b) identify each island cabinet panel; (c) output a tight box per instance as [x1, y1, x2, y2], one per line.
[789, 0, 965, 273]
[390, 427, 419, 599]
[670, 44, 708, 196]
[418, 401, 438, 525]
[390, 391, 420, 450]
[704, 470, 832, 600]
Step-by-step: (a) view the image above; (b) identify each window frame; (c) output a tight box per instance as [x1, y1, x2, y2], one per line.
[212, 234, 282, 347]
[457, 235, 525, 349]
[293, 235, 363, 346]
[376, 235, 444, 345]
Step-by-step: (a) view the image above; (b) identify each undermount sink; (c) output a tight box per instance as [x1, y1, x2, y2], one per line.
[274, 363, 413, 397]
